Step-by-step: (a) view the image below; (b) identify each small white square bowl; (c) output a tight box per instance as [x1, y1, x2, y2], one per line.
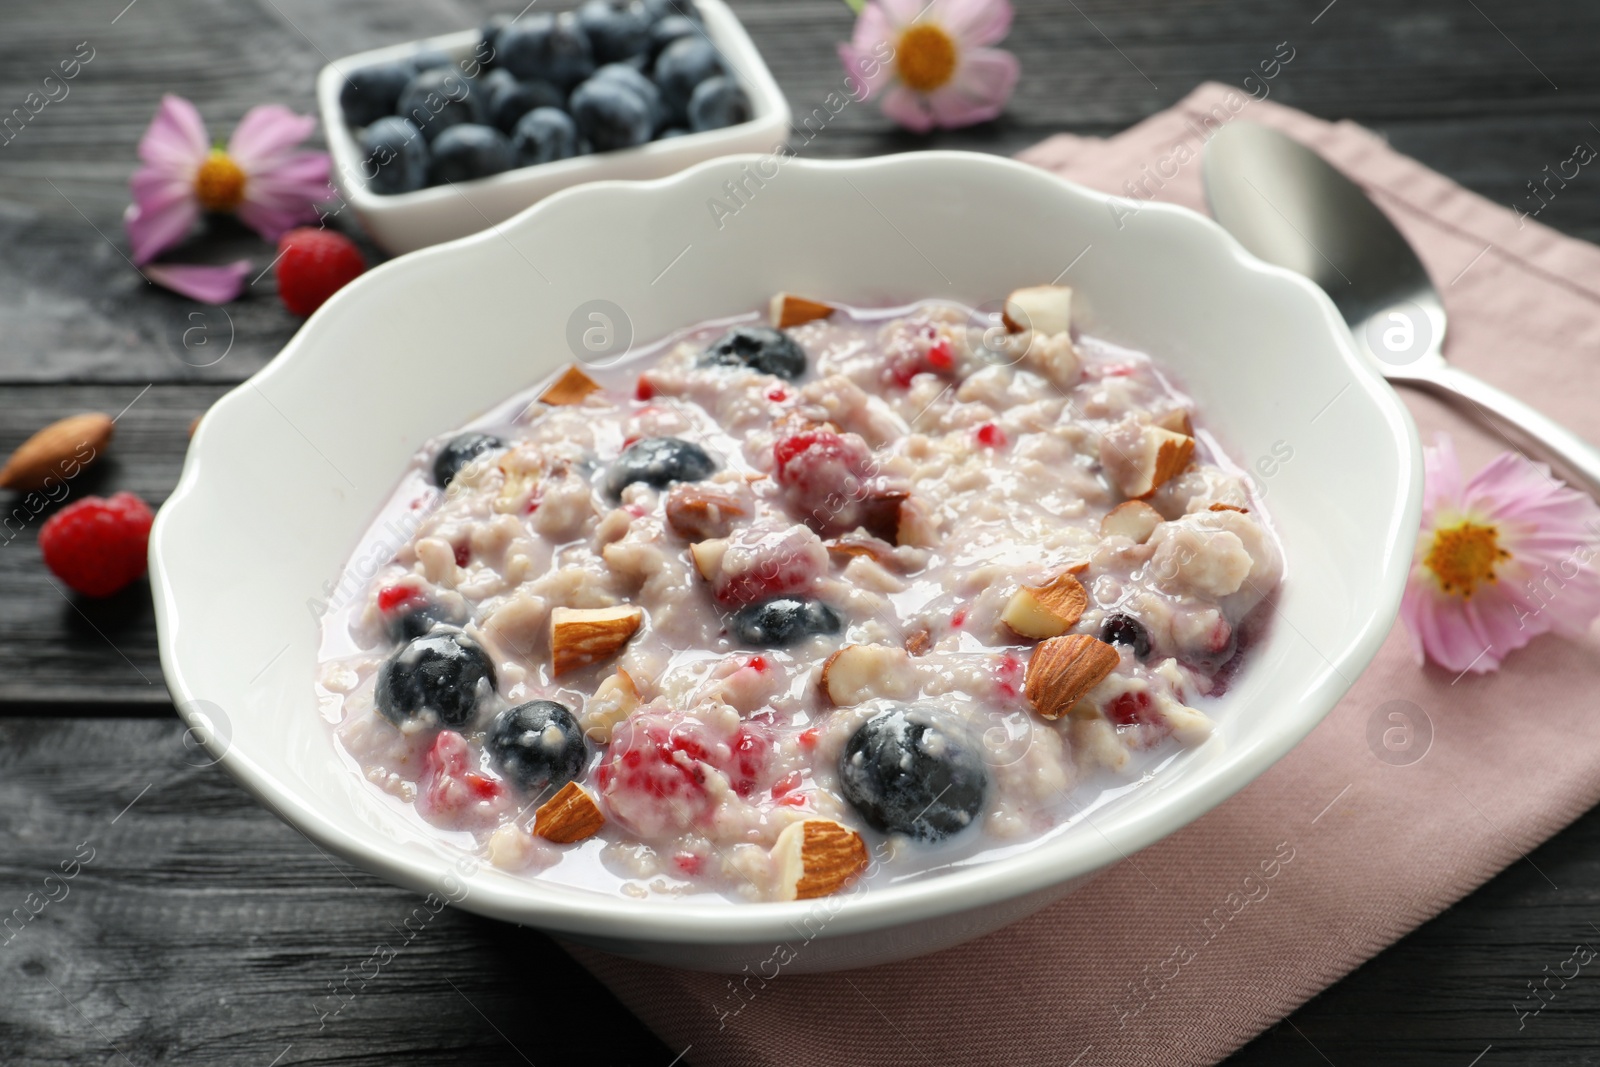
[316, 0, 791, 254]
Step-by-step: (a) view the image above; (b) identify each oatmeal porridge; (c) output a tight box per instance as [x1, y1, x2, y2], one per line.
[314, 286, 1284, 902]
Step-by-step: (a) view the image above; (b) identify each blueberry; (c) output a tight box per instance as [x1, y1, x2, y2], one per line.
[577, 0, 652, 64]
[427, 123, 513, 184]
[687, 75, 750, 131]
[652, 36, 722, 124]
[506, 107, 577, 167]
[488, 700, 588, 792]
[375, 629, 497, 728]
[1099, 613, 1151, 659]
[604, 437, 715, 498]
[478, 14, 511, 68]
[411, 50, 456, 73]
[433, 432, 505, 488]
[840, 707, 987, 842]
[483, 70, 565, 133]
[728, 597, 841, 647]
[358, 116, 429, 195]
[497, 12, 595, 89]
[569, 77, 653, 151]
[340, 60, 416, 128]
[658, 126, 688, 138]
[643, 0, 701, 23]
[648, 15, 698, 60]
[386, 597, 464, 641]
[396, 67, 482, 142]
[700, 325, 806, 381]
[591, 63, 664, 131]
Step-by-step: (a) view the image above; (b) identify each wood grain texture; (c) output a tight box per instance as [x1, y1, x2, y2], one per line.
[3, 0, 1600, 1063]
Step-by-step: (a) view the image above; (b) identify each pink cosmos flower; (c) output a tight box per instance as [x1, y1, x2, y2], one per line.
[124, 94, 330, 303]
[1401, 433, 1600, 674]
[838, 0, 1019, 133]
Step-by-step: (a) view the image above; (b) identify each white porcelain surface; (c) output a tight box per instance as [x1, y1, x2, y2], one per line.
[316, 0, 791, 254]
[150, 152, 1421, 973]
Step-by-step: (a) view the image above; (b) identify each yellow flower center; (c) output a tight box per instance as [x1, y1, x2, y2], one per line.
[1423, 520, 1509, 598]
[896, 23, 958, 93]
[194, 149, 247, 212]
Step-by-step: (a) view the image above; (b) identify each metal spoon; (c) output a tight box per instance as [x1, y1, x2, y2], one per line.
[1202, 120, 1600, 498]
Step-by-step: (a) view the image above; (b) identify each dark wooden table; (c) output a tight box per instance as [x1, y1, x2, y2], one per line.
[4, 0, 1600, 1063]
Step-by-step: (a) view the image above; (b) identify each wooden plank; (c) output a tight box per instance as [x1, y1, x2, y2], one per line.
[0, 718, 675, 1065]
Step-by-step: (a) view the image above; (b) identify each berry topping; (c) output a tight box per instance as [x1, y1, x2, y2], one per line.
[596, 712, 715, 836]
[419, 729, 506, 827]
[432, 432, 505, 488]
[38, 491, 153, 598]
[374, 629, 496, 728]
[604, 436, 716, 498]
[488, 700, 589, 793]
[701, 325, 806, 381]
[975, 422, 1007, 448]
[1106, 690, 1159, 728]
[378, 585, 464, 641]
[275, 228, 366, 317]
[839, 707, 987, 842]
[772, 428, 892, 537]
[728, 596, 842, 647]
[707, 525, 826, 607]
[1099, 613, 1151, 659]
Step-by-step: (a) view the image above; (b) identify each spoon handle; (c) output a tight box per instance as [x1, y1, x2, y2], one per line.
[1389, 363, 1600, 499]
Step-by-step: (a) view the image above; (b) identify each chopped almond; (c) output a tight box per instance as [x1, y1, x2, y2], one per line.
[1207, 502, 1249, 514]
[1155, 408, 1194, 437]
[769, 292, 835, 329]
[1002, 284, 1073, 336]
[665, 483, 747, 541]
[859, 489, 909, 545]
[820, 643, 916, 705]
[1002, 571, 1089, 640]
[1100, 500, 1164, 543]
[1024, 634, 1121, 720]
[534, 782, 606, 843]
[538, 364, 602, 406]
[579, 668, 640, 743]
[551, 605, 643, 676]
[688, 538, 725, 580]
[904, 627, 933, 656]
[825, 536, 893, 564]
[773, 818, 869, 900]
[1107, 425, 1195, 499]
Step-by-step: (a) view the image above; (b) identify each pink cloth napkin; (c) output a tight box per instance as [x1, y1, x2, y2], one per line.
[570, 83, 1600, 1066]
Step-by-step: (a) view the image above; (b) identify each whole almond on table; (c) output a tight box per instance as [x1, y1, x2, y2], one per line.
[1024, 633, 1121, 720]
[0, 413, 113, 491]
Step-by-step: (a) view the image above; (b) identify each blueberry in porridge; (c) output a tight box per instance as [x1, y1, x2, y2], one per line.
[315, 285, 1284, 903]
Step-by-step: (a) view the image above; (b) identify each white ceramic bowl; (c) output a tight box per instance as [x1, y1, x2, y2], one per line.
[316, 0, 791, 254]
[151, 152, 1420, 973]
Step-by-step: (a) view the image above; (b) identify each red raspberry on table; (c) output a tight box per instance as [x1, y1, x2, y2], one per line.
[38, 491, 154, 597]
[275, 228, 366, 316]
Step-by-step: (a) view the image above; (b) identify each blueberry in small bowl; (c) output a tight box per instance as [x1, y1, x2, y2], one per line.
[569, 77, 654, 151]
[341, 60, 416, 128]
[482, 68, 565, 134]
[688, 74, 750, 132]
[427, 124, 514, 185]
[396, 67, 482, 142]
[577, 0, 653, 65]
[511, 107, 579, 166]
[359, 116, 430, 195]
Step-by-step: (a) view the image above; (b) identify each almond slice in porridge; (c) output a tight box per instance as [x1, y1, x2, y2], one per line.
[820, 643, 916, 705]
[1002, 571, 1090, 640]
[579, 667, 640, 743]
[1155, 408, 1194, 437]
[1122, 426, 1195, 499]
[1024, 634, 1121, 720]
[1100, 500, 1164, 543]
[551, 605, 643, 676]
[1002, 284, 1073, 336]
[904, 627, 933, 656]
[534, 782, 606, 843]
[1207, 502, 1249, 514]
[770, 292, 836, 329]
[665, 483, 747, 540]
[773, 818, 869, 900]
[538, 365, 602, 406]
[825, 534, 894, 565]
[858, 489, 910, 545]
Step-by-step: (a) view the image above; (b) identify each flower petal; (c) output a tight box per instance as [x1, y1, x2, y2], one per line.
[123, 193, 199, 265]
[849, 2, 899, 51]
[877, 0, 927, 28]
[143, 260, 252, 305]
[138, 94, 209, 174]
[837, 43, 894, 101]
[923, 46, 1018, 128]
[1420, 432, 1462, 526]
[227, 104, 319, 171]
[878, 85, 936, 133]
[235, 151, 332, 242]
[936, 0, 1013, 47]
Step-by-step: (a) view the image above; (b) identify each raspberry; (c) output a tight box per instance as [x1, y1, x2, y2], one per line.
[1107, 690, 1160, 729]
[772, 430, 883, 536]
[598, 711, 773, 836]
[710, 525, 826, 606]
[275, 228, 365, 316]
[976, 422, 1007, 448]
[419, 730, 507, 828]
[38, 491, 153, 597]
